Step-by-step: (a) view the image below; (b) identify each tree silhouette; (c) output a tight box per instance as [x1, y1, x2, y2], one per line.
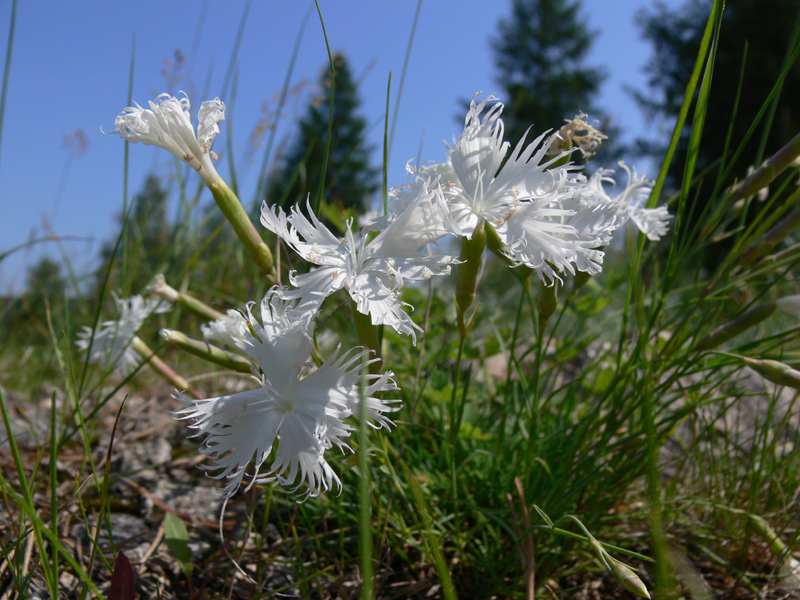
[635, 0, 800, 186]
[634, 0, 800, 265]
[491, 0, 610, 160]
[97, 174, 172, 293]
[263, 52, 378, 226]
[26, 256, 65, 301]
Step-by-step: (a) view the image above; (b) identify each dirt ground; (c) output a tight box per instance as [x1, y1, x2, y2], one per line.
[1, 377, 798, 599]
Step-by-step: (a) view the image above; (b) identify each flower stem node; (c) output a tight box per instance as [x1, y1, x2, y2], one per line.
[160, 328, 251, 373]
[149, 274, 225, 321]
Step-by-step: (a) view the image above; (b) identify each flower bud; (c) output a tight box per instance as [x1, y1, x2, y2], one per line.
[751, 242, 800, 276]
[740, 204, 800, 265]
[775, 295, 800, 318]
[693, 303, 777, 351]
[586, 534, 650, 598]
[607, 556, 651, 598]
[737, 356, 800, 390]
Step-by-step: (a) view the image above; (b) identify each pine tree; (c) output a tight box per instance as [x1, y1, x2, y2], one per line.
[635, 0, 800, 186]
[635, 0, 800, 266]
[26, 257, 65, 301]
[97, 174, 172, 293]
[491, 0, 609, 157]
[264, 52, 378, 225]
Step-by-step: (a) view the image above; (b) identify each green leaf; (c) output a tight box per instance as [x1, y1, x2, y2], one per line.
[583, 366, 615, 394]
[163, 513, 193, 576]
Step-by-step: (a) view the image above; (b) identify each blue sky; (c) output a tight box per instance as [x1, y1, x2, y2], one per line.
[0, 0, 661, 293]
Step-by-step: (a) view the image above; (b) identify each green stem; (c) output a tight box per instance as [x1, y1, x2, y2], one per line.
[208, 178, 275, 278]
[403, 463, 458, 600]
[130, 337, 201, 399]
[0, 387, 55, 592]
[358, 354, 374, 600]
[160, 329, 251, 373]
[537, 279, 558, 337]
[449, 336, 466, 448]
[149, 274, 225, 321]
[352, 303, 381, 372]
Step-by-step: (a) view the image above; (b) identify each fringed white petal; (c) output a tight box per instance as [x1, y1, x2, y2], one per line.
[201, 309, 246, 348]
[260, 195, 455, 342]
[114, 92, 223, 183]
[76, 293, 169, 376]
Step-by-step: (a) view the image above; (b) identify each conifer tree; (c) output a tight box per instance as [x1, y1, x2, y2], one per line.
[635, 0, 800, 266]
[264, 52, 377, 222]
[491, 0, 608, 156]
[97, 174, 172, 293]
[635, 0, 800, 186]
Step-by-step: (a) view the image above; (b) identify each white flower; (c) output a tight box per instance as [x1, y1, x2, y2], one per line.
[114, 92, 225, 185]
[261, 183, 457, 342]
[436, 93, 575, 239]
[175, 289, 399, 499]
[201, 309, 247, 348]
[77, 294, 170, 375]
[496, 191, 623, 282]
[585, 162, 671, 241]
[417, 93, 625, 283]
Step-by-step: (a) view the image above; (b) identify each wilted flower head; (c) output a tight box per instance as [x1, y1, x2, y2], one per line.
[548, 112, 608, 160]
[176, 288, 399, 499]
[77, 293, 170, 375]
[114, 92, 225, 185]
[261, 184, 457, 342]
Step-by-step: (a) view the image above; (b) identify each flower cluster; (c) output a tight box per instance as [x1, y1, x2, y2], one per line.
[110, 91, 671, 502]
[260, 177, 459, 342]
